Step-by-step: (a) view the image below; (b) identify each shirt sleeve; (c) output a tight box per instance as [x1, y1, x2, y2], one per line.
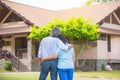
[71, 48, 74, 54]
[55, 48, 61, 58]
[57, 39, 68, 50]
[38, 41, 43, 58]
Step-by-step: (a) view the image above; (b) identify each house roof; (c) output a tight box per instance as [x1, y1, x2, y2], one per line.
[100, 27, 120, 35]
[1, 0, 56, 26]
[58, 1, 120, 24]
[1, 0, 120, 26]
[0, 26, 30, 35]
[0, 0, 120, 36]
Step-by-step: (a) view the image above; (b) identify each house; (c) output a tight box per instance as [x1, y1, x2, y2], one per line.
[0, 0, 120, 71]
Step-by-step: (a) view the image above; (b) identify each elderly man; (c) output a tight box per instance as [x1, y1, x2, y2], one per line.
[38, 27, 72, 80]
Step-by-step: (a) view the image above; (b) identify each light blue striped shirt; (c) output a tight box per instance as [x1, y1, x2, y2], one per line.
[38, 36, 68, 58]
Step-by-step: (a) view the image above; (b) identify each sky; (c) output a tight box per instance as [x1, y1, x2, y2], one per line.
[9, 0, 88, 11]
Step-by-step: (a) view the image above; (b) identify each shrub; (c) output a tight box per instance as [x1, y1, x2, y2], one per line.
[101, 63, 105, 71]
[4, 61, 12, 71]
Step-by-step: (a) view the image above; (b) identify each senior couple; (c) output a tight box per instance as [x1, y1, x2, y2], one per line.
[38, 26, 75, 80]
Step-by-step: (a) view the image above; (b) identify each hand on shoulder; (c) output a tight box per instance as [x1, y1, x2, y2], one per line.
[68, 44, 73, 49]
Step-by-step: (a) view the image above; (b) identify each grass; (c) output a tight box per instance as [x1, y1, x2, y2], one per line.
[0, 68, 14, 72]
[0, 70, 120, 80]
[74, 70, 120, 80]
[0, 72, 40, 80]
[0, 68, 11, 72]
[0, 68, 40, 80]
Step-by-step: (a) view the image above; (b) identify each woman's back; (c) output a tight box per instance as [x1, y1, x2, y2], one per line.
[57, 46, 74, 69]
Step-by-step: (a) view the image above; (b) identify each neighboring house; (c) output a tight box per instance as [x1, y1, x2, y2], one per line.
[0, 0, 120, 71]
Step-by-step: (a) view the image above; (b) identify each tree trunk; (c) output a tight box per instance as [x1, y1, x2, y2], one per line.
[76, 43, 86, 68]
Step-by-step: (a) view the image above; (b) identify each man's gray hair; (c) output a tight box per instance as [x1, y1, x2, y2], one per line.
[50, 26, 61, 37]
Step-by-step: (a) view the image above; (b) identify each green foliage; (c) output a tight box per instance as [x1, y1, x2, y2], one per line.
[4, 61, 12, 71]
[101, 63, 105, 71]
[85, 0, 94, 6]
[28, 17, 99, 42]
[87, 45, 92, 48]
[28, 18, 66, 40]
[95, 0, 116, 3]
[85, 0, 117, 6]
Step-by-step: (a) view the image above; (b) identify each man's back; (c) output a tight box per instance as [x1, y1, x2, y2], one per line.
[38, 26, 68, 80]
[38, 36, 59, 58]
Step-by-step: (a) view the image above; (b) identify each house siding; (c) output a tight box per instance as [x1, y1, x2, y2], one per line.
[95, 35, 120, 71]
[79, 47, 97, 59]
[97, 40, 108, 59]
[111, 36, 120, 59]
[97, 35, 120, 59]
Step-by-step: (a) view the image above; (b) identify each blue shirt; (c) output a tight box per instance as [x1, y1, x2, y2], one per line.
[38, 36, 68, 58]
[56, 45, 74, 69]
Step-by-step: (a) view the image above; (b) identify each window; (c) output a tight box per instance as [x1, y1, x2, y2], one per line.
[4, 13, 23, 23]
[98, 34, 106, 40]
[107, 35, 111, 52]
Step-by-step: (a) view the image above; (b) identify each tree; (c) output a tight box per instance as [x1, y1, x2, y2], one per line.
[94, 0, 117, 3]
[85, 0, 117, 6]
[85, 0, 93, 6]
[28, 17, 100, 68]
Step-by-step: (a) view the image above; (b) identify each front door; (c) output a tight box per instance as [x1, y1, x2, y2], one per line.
[15, 37, 27, 58]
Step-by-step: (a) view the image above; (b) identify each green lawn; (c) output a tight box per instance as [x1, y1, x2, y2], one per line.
[0, 70, 120, 80]
[75, 71, 120, 80]
[0, 68, 13, 72]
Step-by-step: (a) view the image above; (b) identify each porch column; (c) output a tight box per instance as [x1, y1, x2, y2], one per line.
[27, 39, 32, 71]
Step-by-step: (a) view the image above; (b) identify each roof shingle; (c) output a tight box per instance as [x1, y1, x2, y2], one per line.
[1, 0, 56, 26]
[1, 0, 120, 26]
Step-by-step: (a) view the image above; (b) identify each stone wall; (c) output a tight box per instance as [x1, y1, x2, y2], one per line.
[76, 59, 120, 71]
[0, 59, 5, 68]
[108, 59, 120, 70]
[96, 59, 108, 71]
[75, 59, 97, 71]
[108, 63, 120, 70]
[31, 58, 40, 71]
[31, 40, 40, 71]
[30, 59, 120, 72]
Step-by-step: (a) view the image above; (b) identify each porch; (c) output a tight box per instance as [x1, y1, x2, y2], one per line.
[0, 48, 29, 71]
[0, 34, 33, 71]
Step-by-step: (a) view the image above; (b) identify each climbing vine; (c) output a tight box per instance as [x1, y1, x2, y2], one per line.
[28, 17, 99, 42]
